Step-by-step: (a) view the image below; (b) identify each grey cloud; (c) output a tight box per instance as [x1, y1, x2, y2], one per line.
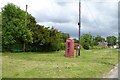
[80, 1, 118, 38]
[47, 22, 78, 38]
[0, 0, 117, 41]
[36, 15, 71, 23]
[36, 0, 118, 38]
[55, 0, 78, 3]
[56, 2, 68, 6]
[1, 0, 118, 38]
[34, 7, 78, 24]
[34, 11, 71, 23]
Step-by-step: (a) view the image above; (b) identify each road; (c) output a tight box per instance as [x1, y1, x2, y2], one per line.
[103, 64, 118, 78]
[106, 66, 118, 78]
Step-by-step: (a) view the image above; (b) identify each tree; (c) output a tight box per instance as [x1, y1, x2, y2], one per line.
[106, 36, 117, 46]
[2, 3, 70, 52]
[118, 33, 120, 48]
[80, 34, 94, 50]
[29, 25, 64, 51]
[0, 12, 2, 51]
[48, 27, 61, 51]
[74, 38, 79, 43]
[94, 35, 105, 45]
[0, 12, 1, 26]
[60, 32, 70, 42]
[2, 3, 33, 51]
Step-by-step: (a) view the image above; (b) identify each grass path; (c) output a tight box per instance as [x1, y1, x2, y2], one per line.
[2, 48, 118, 78]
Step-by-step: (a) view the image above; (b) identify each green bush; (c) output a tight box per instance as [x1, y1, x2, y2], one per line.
[74, 43, 77, 50]
[83, 43, 89, 50]
[60, 43, 66, 50]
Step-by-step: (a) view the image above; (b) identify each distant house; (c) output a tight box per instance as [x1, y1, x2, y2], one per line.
[98, 41, 108, 48]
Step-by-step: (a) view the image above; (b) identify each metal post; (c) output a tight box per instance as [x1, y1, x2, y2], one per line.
[78, 0, 81, 56]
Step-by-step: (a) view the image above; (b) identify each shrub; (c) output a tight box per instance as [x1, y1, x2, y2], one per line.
[60, 43, 66, 50]
[83, 43, 89, 50]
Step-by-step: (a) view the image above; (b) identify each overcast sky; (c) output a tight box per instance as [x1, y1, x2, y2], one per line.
[0, 0, 119, 39]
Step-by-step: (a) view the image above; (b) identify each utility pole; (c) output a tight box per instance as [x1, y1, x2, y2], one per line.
[23, 5, 28, 52]
[78, 0, 81, 56]
[25, 5, 28, 25]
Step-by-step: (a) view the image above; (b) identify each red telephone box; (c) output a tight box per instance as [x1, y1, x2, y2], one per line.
[65, 38, 74, 57]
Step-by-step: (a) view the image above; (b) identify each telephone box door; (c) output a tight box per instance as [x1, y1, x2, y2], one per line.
[67, 42, 70, 56]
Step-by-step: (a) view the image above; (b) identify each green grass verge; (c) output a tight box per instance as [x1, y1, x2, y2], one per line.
[2, 48, 118, 78]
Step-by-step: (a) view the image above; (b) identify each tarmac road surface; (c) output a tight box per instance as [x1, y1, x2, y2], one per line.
[103, 64, 118, 78]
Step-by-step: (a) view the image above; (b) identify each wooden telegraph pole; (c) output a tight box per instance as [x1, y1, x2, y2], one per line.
[23, 5, 28, 52]
[78, 0, 81, 56]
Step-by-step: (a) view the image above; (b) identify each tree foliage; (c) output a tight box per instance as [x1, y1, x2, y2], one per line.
[0, 12, 1, 25]
[0, 12, 2, 31]
[2, 3, 69, 52]
[118, 33, 120, 48]
[106, 36, 117, 46]
[60, 32, 70, 42]
[94, 35, 105, 45]
[80, 34, 94, 50]
[2, 3, 118, 52]
[2, 3, 33, 51]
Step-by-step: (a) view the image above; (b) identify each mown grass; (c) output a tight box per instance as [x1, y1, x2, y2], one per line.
[2, 48, 118, 78]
